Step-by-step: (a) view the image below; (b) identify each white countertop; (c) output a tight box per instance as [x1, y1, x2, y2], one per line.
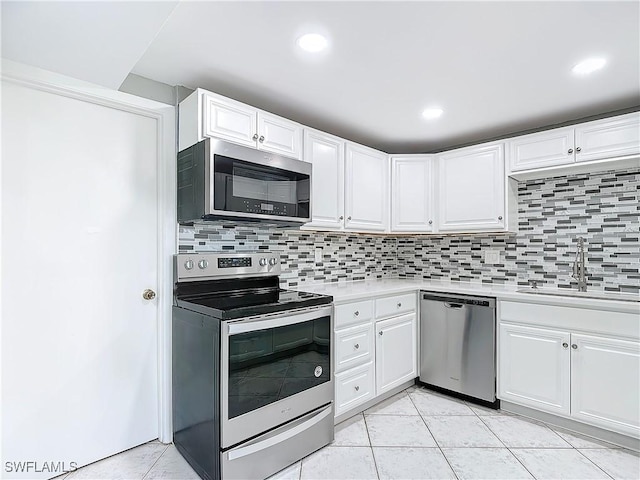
[295, 278, 640, 314]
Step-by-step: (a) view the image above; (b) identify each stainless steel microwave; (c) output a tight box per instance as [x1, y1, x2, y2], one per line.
[177, 138, 312, 224]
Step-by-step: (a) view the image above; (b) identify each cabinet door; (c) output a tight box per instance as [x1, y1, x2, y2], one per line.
[202, 92, 257, 147]
[498, 323, 570, 416]
[507, 127, 575, 173]
[257, 111, 303, 159]
[575, 113, 640, 163]
[303, 130, 345, 229]
[437, 142, 505, 232]
[391, 156, 435, 232]
[571, 333, 640, 438]
[345, 143, 389, 232]
[375, 313, 417, 395]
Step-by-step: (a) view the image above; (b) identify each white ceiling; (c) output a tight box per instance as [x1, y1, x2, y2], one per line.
[2, 1, 639, 153]
[1, 1, 178, 89]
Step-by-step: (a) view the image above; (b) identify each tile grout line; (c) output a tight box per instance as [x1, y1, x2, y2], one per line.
[362, 413, 382, 480]
[572, 449, 616, 480]
[141, 442, 171, 480]
[472, 407, 539, 479]
[407, 387, 460, 479]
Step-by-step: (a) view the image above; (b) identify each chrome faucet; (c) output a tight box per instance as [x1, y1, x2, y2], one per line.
[572, 237, 588, 292]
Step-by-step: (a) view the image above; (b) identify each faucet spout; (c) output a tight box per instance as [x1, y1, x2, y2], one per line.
[571, 237, 587, 292]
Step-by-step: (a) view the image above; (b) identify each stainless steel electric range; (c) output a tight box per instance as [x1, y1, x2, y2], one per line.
[172, 251, 334, 480]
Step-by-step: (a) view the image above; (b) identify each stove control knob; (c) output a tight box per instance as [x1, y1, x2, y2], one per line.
[269, 257, 277, 266]
[259, 258, 268, 266]
[198, 259, 209, 269]
[184, 260, 194, 270]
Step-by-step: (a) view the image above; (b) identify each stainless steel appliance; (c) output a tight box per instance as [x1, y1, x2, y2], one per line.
[173, 252, 334, 480]
[177, 138, 312, 224]
[419, 292, 497, 405]
[572, 236, 588, 292]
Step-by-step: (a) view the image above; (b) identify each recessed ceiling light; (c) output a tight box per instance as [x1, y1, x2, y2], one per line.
[422, 108, 443, 120]
[572, 57, 606, 75]
[297, 33, 328, 53]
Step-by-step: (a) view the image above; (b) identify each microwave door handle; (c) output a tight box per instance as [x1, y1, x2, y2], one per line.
[226, 305, 332, 335]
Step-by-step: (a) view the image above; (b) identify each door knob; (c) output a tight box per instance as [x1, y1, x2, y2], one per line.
[568, 148, 574, 155]
[252, 133, 259, 140]
[572, 344, 578, 350]
[379, 331, 383, 336]
[142, 289, 156, 300]
[259, 135, 265, 143]
[562, 342, 569, 348]
[354, 343, 360, 349]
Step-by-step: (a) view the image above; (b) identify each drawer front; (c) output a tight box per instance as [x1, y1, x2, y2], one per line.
[335, 323, 374, 373]
[335, 300, 374, 328]
[334, 362, 375, 417]
[376, 293, 416, 318]
[499, 301, 639, 339]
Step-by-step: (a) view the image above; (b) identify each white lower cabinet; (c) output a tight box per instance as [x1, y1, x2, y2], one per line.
[375, 313, 417, 395]
[334, 362, 375, 417]
[499, 323, 570, 415]
[335, 322, 374, 372]
[333, 292, 418, 418]
[571, 334, 640, 437]
[498, 303, 640, 439]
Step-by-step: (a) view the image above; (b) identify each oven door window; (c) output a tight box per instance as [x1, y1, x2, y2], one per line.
[227, 316, 330, 419]
[213, 155, 310, 218]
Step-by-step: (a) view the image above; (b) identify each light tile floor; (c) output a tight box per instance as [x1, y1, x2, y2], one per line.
[55, 385, 640, 480]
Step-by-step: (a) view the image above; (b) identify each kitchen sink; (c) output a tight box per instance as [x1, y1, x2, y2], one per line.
[516, 288, 639, 303]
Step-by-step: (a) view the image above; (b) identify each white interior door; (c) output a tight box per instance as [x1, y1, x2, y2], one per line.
[1, 76, 166, 478]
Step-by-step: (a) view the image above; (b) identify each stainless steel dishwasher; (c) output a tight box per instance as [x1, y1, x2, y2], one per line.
[419, 292, 497, 404]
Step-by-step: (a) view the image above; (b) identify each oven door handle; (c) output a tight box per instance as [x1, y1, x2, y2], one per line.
[227, 305, 332, 335]
[227, 404, 332, 461]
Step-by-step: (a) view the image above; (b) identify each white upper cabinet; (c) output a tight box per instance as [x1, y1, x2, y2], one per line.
[345, 143, 389, 232]
[179, 88, 303, 159]
[256, 111, 303, 159]
[303, 134, 389, 233]
[508, 127, 575, 172]
[574, 113, 640, 163]
[391, 156, 435, 233]
[202, 91, 257, 148]
[303, 130, 345, 230]
[437, 142, 506, 232]
[507, 112, 640, 177]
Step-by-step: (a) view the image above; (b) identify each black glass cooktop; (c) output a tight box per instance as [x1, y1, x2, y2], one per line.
[175, 277, 332, 320]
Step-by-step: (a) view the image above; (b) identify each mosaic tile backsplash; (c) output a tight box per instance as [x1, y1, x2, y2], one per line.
[178, 225, 398, 287]
[179, 168, 639, 293]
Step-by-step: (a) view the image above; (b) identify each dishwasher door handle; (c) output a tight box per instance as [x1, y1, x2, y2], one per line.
[444, 302, 464, 309]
